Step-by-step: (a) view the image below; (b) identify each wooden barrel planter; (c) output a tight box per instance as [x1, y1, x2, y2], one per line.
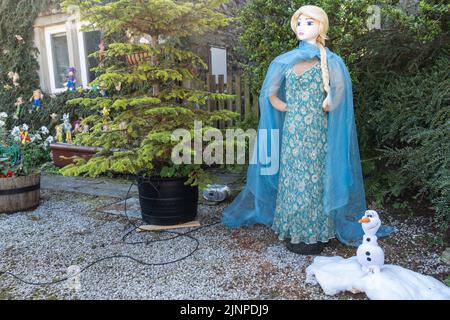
[50, 143, 101, 168]
[0, 174, 41, 214]
[137, 175, 198, 225]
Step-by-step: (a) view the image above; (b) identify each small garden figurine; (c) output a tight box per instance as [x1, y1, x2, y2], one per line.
[14, 97, 24, 119]
[19, 124, 30, 145]
[62, 113, 73, 143]
[102, 107, 110, 132]
[55, 125, 63, 143]
[29, 89, 44, 112]
[50, 113, 59, 129]
[65, 67, 77, 92]
[74, 118, 89, 134]
[357, 210, 385, 274]
[99, 81, 108, 97]
[7, 71, 20, 87]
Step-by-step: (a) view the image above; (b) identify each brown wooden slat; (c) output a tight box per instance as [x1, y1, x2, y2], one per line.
[235, 75, 242, 122]
[244, 78, 251, 121]
[226, 73, 233, 127]
[218, 75, 225, 129]
[253, 90, 259, 120]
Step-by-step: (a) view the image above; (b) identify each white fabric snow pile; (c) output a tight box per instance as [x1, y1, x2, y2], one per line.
[305, 256, 450, 300]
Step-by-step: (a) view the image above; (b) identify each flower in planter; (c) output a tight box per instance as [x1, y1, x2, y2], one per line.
[0, 114, 52, 178]
[0, 157, 14, 178]
[19, 124, 31, 144]
[0, 112, 7, 127]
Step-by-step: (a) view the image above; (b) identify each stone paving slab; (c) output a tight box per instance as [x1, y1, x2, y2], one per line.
[96, 196, 230, 221]
[41, 169, 245, 199]
[96, 197, 142, 219]
[41, 174, 139, 198]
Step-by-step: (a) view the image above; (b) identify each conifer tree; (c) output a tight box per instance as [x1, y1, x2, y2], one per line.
[60, 0, 238, 187]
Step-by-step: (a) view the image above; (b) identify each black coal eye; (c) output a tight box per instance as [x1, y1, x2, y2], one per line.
[368, 215, 372, 218]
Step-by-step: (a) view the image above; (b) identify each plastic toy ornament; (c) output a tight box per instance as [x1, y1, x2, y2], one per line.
[65, 67, 77, 92]
[62, 113, 73, 143]
[29, 89, 44, 113]
[356, 210, 385, 273]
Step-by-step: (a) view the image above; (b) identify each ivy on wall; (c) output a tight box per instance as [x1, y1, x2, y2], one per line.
[0, 0, 57, 129]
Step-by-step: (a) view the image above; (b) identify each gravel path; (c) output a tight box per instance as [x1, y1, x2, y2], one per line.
[0, 189, 448, 300]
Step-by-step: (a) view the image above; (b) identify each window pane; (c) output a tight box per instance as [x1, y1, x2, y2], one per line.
[51, 33, 70, 89]
[83, 30, 102, 83]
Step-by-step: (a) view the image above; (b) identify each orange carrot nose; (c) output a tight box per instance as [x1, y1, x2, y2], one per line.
[358, 217, 370, 223]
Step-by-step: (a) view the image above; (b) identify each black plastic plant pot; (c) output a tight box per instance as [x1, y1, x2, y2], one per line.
[137, 175, 199, 225]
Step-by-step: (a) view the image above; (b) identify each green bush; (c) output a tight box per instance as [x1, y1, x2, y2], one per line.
[4, 91, 101, 132]
[0, 0, 55, 125]
[236, 0, 378, 93]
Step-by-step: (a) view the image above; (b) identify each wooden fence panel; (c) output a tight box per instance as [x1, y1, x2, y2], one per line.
[195, 72, 259, 129]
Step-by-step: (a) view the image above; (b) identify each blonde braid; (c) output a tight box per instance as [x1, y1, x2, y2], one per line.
[317, 42, 330, 112]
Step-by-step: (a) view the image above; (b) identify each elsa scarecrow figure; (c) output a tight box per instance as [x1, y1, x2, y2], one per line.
[222, 5, 393, 255]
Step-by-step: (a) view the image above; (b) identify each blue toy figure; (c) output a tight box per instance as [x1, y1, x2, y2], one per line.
[29, 89, 43, 112]
[66, 67, 77, 92]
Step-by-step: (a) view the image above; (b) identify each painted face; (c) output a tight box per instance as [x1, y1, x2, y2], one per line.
[296, 14, 320, 42]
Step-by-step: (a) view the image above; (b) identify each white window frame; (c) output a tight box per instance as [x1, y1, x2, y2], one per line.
[77, 22, 101, 88]
[44, 24, 71, 94]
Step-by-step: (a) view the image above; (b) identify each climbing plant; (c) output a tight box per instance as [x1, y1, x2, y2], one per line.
[0, 0, 58, 129]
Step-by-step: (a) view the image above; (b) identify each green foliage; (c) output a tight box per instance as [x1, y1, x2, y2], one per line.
[0, 123, 52, 177]
[0, 0, 56, 123]
[59, 0, 238, 189]
[236, 0, 380, 92]
[11, 91, 101, 133]
[353, 1, 449, 242]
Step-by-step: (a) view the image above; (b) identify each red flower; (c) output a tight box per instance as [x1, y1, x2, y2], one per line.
[6, 170, 13, 177]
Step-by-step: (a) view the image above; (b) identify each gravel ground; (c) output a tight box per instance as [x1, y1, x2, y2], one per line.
[0, 190, 448, 300]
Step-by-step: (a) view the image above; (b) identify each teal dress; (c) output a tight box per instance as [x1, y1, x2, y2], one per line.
[272, 61, 335, 245]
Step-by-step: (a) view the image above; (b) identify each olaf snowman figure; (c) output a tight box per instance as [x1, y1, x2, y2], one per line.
[357, 210, 385, 274]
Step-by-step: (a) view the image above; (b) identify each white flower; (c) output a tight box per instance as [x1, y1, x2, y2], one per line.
[0, 120, 5, 127]
[34, 133, 42, 141]
[44, 136, 54, 147]
[0, 112, 7, 119]
[11, 126, 20, 137]
[40, 126, 49, 135]
[21, 124, 29, 131]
